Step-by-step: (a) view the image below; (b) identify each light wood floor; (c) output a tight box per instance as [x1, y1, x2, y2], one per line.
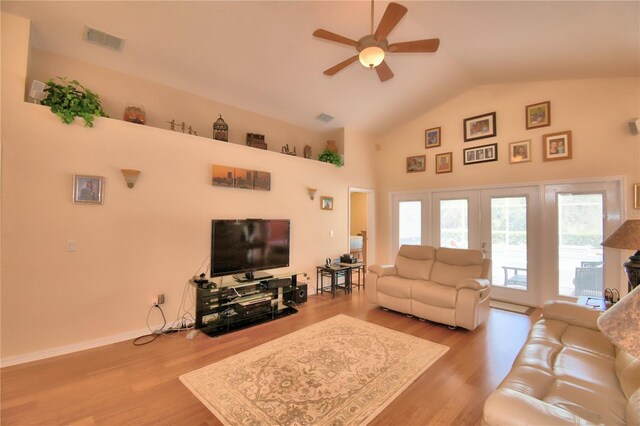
[1, 290, 540, 425]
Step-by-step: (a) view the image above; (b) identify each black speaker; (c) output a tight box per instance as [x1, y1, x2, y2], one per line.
[293, 284, 308, 304]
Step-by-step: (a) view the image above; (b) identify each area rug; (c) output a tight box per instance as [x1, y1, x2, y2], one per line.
[180, 314, 448, 426]
[490, 300, 531, 314]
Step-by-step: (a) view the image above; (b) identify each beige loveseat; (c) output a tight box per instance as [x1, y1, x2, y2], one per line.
[482, 300, 640, 426]
[366, 245, 491, 330]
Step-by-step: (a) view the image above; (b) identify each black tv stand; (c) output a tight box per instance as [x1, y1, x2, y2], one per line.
[234, 271, 273, 282]
[191, 272, 303, 337]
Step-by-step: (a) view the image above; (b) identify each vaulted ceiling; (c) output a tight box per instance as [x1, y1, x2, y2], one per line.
[3, 1, 639, 135]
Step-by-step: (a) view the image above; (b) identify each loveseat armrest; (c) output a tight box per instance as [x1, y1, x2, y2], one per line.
[542, 300, 601, 331]
[482, 388, 593, 426]
[368, 264, 398, 277]
[456, 278, 490, 290]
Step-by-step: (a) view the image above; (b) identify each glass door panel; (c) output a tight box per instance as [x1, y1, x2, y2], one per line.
[557, 193, 604, 297]
[399, 201, 422, 245]
[491, 197, 528, 289]
[440, 199, 469, 249]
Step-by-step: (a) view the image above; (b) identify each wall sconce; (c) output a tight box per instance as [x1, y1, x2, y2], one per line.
[121, 169, 141, 188]
[308, 187, 318, 200]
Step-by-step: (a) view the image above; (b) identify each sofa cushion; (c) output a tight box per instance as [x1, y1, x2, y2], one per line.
[430, 261, 483, 287]
[411, 280, 457, 308]
[394, 245, 436, 280]
[435, 247, 484, 265]
[377, 276, 414, 299]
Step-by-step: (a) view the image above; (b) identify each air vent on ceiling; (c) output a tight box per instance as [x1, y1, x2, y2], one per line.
[84, 26, 124, 51]
[315, 113, 334, 123]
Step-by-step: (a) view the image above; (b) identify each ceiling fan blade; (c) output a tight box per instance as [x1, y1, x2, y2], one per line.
[374, 2, 408, 41]
[375, 60, 394, 82]
[323, 55, 359, 76]
[388, 38, 440, 53]
[313, 29, 358, 47]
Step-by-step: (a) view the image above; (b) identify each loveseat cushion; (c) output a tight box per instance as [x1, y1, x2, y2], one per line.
[530, 318, 615, 359]
[394, 245, 436, 280]
[411, 280, 457, 308]
[377, 276, 414, 299]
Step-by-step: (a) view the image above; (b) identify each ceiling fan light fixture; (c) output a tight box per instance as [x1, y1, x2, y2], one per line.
[359, 46, 385, 68]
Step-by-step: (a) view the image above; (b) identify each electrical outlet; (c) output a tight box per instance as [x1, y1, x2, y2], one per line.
[157, 293, 165, 305]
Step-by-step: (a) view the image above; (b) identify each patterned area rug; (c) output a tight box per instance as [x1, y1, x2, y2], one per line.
[180, 314, 448, 426]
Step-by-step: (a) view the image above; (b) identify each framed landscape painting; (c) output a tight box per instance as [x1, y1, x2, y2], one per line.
[526, 101, 550, 129]
[212, 165, 235, 188]
[463, 112, 496, 142]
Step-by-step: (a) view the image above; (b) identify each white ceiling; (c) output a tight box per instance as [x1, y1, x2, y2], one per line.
[3, 1, 639, 135]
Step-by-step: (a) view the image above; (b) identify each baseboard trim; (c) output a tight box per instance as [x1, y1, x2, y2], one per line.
[1, 325, 162, 368]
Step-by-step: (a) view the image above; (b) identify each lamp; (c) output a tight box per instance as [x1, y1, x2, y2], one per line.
[597, 285, 640, 357]
[307, 188, 318, 200]
[121, 169, 141, 188]
[601, 219, 640, 293]
[359, 46, 385, 68]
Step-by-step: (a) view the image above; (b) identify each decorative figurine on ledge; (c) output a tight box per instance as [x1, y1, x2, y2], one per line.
[304, 145, 312, 159]
[167, 119, 197, 135]
[213, 114, 229, 142]
[281, 144, 297, 156]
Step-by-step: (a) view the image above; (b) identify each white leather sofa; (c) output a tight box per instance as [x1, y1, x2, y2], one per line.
[482, 300, 640, 426]
[366, 245, 491, 330]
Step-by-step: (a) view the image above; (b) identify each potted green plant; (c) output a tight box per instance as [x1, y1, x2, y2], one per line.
[318, 148, 344, 167]
[41, 77, 108, 127]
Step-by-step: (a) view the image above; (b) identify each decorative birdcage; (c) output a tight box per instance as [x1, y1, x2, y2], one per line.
[213, 114, 229, 142]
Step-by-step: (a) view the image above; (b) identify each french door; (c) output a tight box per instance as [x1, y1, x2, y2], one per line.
[433, 186, 540, 306]
[392, 178, 623, 307]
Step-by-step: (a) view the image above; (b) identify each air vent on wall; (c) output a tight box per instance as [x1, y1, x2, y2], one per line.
[315, 113, 334, 123]
[84, 26, 124, 51]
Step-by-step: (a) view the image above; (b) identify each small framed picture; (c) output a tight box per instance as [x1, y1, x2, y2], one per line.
[543, 131, 572, 161]
[320, 196, 334, 211]
[463, 112, 496, 142]
[526, 101, 550, 129]
[425, 127, 441, 149]
[634, 184, 640, 209]
[435, 152, 453, 174]
[509, 140, 532, 164]
[406, 155, 426, 173]
[73, 175, 104, 204]
[463, 143, 498, 165]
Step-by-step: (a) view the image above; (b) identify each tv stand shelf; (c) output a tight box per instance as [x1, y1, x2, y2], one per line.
[191, 272, 303, 337]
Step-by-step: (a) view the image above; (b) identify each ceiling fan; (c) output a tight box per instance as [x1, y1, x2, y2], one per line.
[313, 1, 440, 82]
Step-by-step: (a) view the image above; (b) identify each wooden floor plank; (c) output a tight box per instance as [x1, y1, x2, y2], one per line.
[1, 290, 540, 425]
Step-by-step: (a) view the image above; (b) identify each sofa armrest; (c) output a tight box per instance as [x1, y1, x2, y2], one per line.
[456, 278, 490, 290]
[542, 300, 601, 331]
[483, 389, 592, 426]
[368, 264, 397, 277]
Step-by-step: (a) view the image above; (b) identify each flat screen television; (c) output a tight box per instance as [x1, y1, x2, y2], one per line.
[211, 219, 290, 281]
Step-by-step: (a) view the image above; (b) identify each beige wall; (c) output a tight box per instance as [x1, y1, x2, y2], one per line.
[350, 192, 368, 235]
[1, 14, 376, 361]
[373, 78, 640, 263]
